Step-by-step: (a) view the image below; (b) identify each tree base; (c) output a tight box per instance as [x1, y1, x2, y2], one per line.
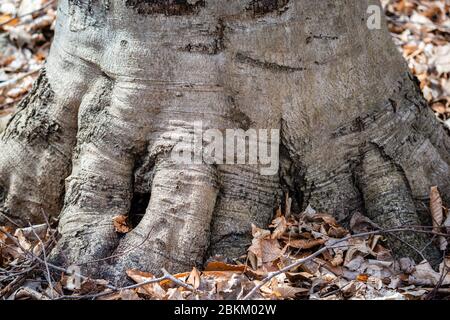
[0, 0, 448, 283]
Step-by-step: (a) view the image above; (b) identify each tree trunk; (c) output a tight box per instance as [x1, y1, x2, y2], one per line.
[0, 0, 448, 283]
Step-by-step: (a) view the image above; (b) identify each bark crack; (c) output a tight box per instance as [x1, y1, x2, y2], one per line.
[246, 0, 290, 17]
[235, 52, 306, 73]
[180, 19, 226, 55]
[125, 0, 206, 16]
[306, 34, 339, 44]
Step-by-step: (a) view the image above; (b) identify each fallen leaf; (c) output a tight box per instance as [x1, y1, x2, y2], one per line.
[408, 261, 450, 286]
[272, 284, 309, 299]
[119, 289, 141, 300]
[330, 249, 344, 267]
[186, 267, 201, 289]
[0, 14, 19, 29]
[287, 238, 326, 250]
[357, 274, 369, 282]
[126, 269, 166, 298]
[270, 215, 287, 239]
[249, 238, 283, 265]
[113, 215, 132, 234]
[430, 186, 444, 229]
[430, 186, 447, 250]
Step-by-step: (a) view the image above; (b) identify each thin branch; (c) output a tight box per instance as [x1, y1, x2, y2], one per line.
[0, 68, 41, 90]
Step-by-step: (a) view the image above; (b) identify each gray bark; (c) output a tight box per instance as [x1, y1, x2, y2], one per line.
[0, 0, 448, 283]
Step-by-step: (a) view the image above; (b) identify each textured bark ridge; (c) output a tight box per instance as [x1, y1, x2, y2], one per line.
[0, 0, 449, 283]
[125, 0, 206, 15]
[246, 0, 290, 16]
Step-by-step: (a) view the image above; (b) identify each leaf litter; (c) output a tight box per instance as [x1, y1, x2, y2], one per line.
[382, 0, 450, 129]
[1, 188, 449, 300]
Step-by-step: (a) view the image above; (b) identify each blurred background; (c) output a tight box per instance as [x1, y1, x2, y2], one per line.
[0, 0, 449, 130]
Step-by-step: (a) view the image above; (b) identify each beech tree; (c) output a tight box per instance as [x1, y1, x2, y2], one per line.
[0, 0, 449, 283]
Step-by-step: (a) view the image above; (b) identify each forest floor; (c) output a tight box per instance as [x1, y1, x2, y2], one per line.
[0, 0, 449, 300]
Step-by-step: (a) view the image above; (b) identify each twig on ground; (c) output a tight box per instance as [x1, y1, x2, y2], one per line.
[0, 68, 41, 90]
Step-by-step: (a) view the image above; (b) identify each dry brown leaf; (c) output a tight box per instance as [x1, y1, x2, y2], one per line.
[126, 269, 155, 282]
[350, 212, 378, 233]
[76, 278, 109, 295]
[166, 287, 186, 300]
[113, 215, 132, 234]
[119, 289, 142, 300]
[0, 14, 19, 29]
[272, 284, 309, 299]
[409, 261, 450, 286]
[287, 238, 326, 250]
[430, 186, 447, 249]
[431, 102, 447, 114]
[285, 271, 314, 282]
[247, 251, 258, 270]
[186, 267, 201, 289]
[321, 262, 344, 277]
[357, 274, 369, 282]
[244, 267, 267, 281]
[0, 226, 13, 243]
[430, 186, 444, 229]
[96, 291, 121, 300]
[270, 215, 287, 239]
[14, 224, 47, 241]
[330, 250, 344, 267]
[126, 269, 167, 298]
[344, 238, 376, 264]
[251, 224, 271, 240]
[204, 261, 246, 272]
[249, 238, 283, 265]
[14, 229, 32, 251]
[327, 226, 348, 238]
